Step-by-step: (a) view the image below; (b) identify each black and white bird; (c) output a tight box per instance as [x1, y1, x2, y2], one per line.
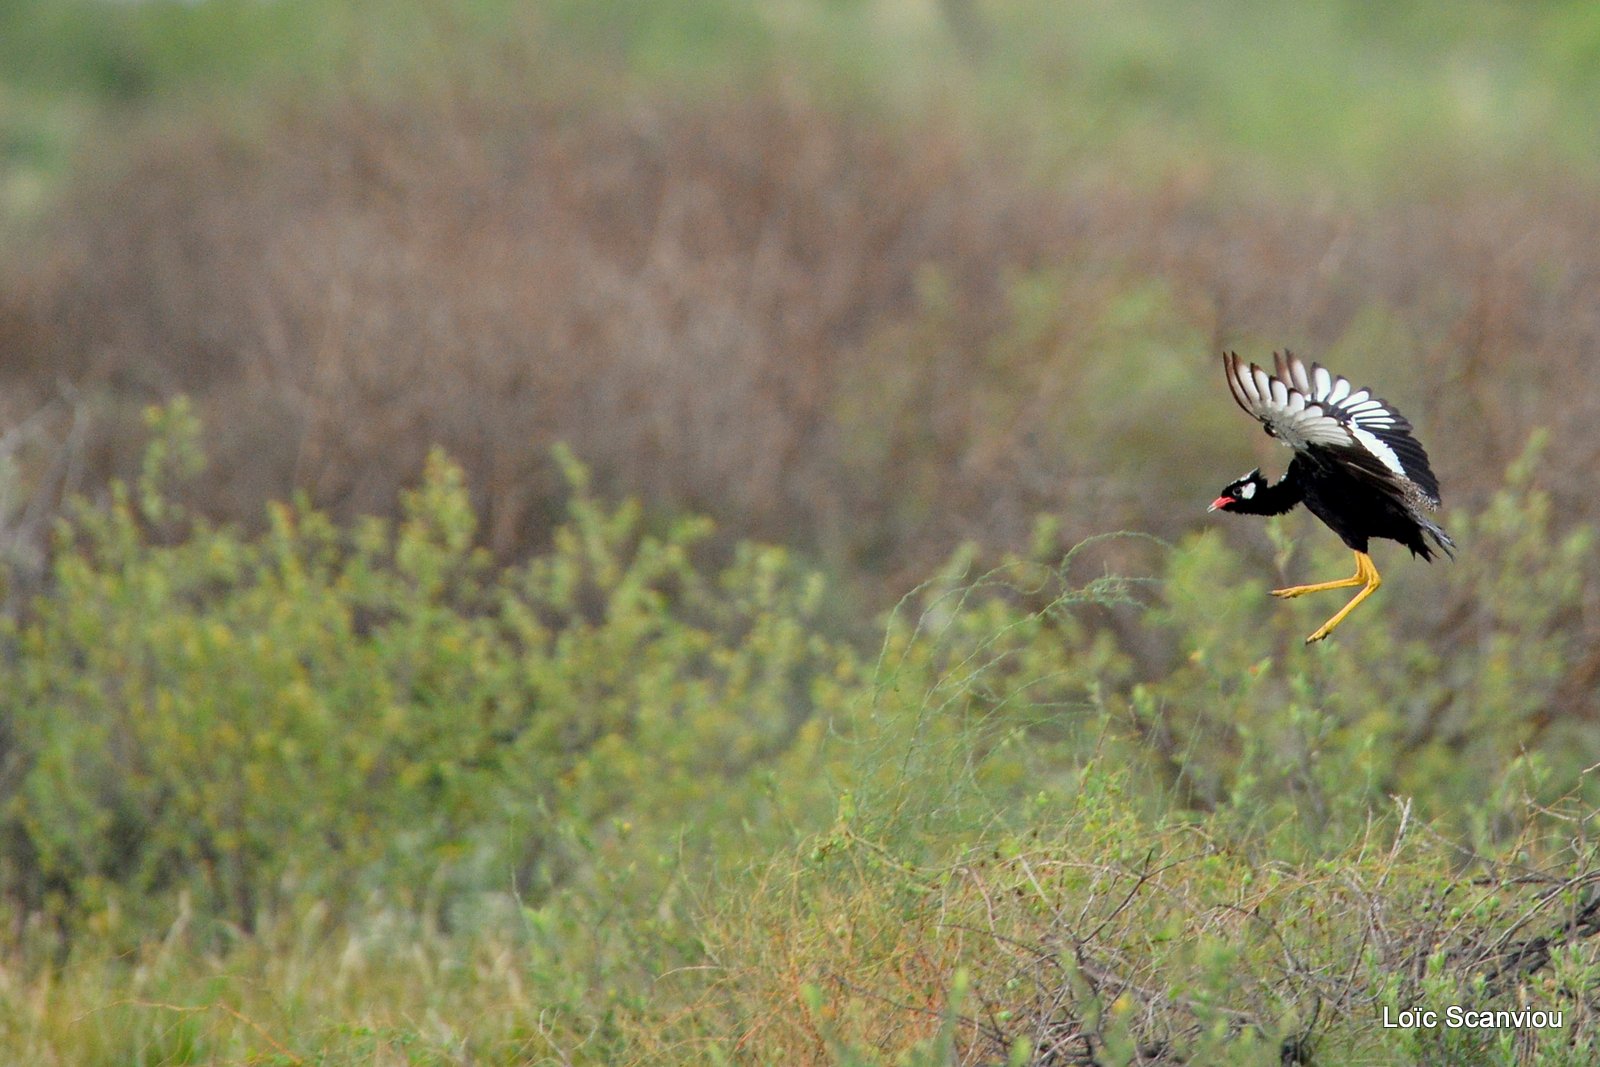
[1208, 351, 1454, 644]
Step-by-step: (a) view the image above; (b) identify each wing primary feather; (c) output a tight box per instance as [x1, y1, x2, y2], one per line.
[1224, 353, 1246, 410]
[1252, 366, 1273, 404]
[1283, 351, 1312, 395]
[1225, 352, 1256, 416]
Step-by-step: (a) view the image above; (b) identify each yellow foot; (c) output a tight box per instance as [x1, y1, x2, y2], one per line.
[1305, 622, 1337, 644]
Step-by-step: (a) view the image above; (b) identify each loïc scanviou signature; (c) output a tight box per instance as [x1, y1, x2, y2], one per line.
[1382, 1005, 1564, 1030]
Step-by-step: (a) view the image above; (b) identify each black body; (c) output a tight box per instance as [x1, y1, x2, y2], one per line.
[1213, 351, 1455, 562]
[1220, 453, 1449, 560]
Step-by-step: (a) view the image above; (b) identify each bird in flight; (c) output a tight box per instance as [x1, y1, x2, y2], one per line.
[1209, 351, 1454, 644]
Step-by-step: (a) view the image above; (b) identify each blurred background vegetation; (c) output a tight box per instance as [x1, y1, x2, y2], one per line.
[3, 1, 1600, 1063]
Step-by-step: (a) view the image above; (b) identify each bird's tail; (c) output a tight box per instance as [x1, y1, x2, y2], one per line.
[1423, 519, 1456, 560]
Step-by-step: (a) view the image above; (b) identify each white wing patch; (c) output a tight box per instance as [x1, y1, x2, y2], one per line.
[1223, 351, 1414, 479]
[1348, 425, 1405, 479]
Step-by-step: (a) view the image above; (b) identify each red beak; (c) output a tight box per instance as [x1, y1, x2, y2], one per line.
[1208, 496, 1231, 513]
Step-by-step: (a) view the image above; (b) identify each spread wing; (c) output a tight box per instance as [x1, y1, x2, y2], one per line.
[1223, 351, 1441, 505]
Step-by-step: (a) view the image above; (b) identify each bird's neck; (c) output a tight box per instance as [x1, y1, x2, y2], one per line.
[1232, 468, 1304, 516]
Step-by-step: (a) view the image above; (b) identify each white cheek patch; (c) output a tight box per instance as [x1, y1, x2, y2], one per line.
[1239, 480, 1257, 499]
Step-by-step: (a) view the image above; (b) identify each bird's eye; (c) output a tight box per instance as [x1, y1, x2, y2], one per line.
[1263, 425, 1278, 438]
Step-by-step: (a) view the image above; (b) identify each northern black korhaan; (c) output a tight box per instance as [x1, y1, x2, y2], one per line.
[1209, 351, 1454, 644]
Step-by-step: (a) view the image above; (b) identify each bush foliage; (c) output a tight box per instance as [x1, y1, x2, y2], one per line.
[0, 401, 851, 937]
[6, 87, 1600, 666]
[0, 407, 1596, 1063]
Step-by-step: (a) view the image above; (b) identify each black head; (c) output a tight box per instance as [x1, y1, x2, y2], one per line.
[1208, 468, 1265, 512]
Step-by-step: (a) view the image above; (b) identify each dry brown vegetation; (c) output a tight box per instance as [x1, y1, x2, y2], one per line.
[4, 91, 1600, 594]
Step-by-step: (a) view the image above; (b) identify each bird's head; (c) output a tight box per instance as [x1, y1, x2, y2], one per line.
[1208, 468, 1265, 512]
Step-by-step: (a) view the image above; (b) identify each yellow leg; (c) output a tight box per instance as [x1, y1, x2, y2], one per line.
[1274, 551, 1381, 645]
[1271, 551, 1370, 599]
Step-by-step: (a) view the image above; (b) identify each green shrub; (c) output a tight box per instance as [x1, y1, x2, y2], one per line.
[1140, 433, 1599, 849]
[0, 400, 854, 938]
[662, 452, 1600, 1064]
[4, 404, 1599, 1065]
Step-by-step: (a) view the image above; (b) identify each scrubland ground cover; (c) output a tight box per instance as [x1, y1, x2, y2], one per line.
[4, 1, 1600, 1063]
